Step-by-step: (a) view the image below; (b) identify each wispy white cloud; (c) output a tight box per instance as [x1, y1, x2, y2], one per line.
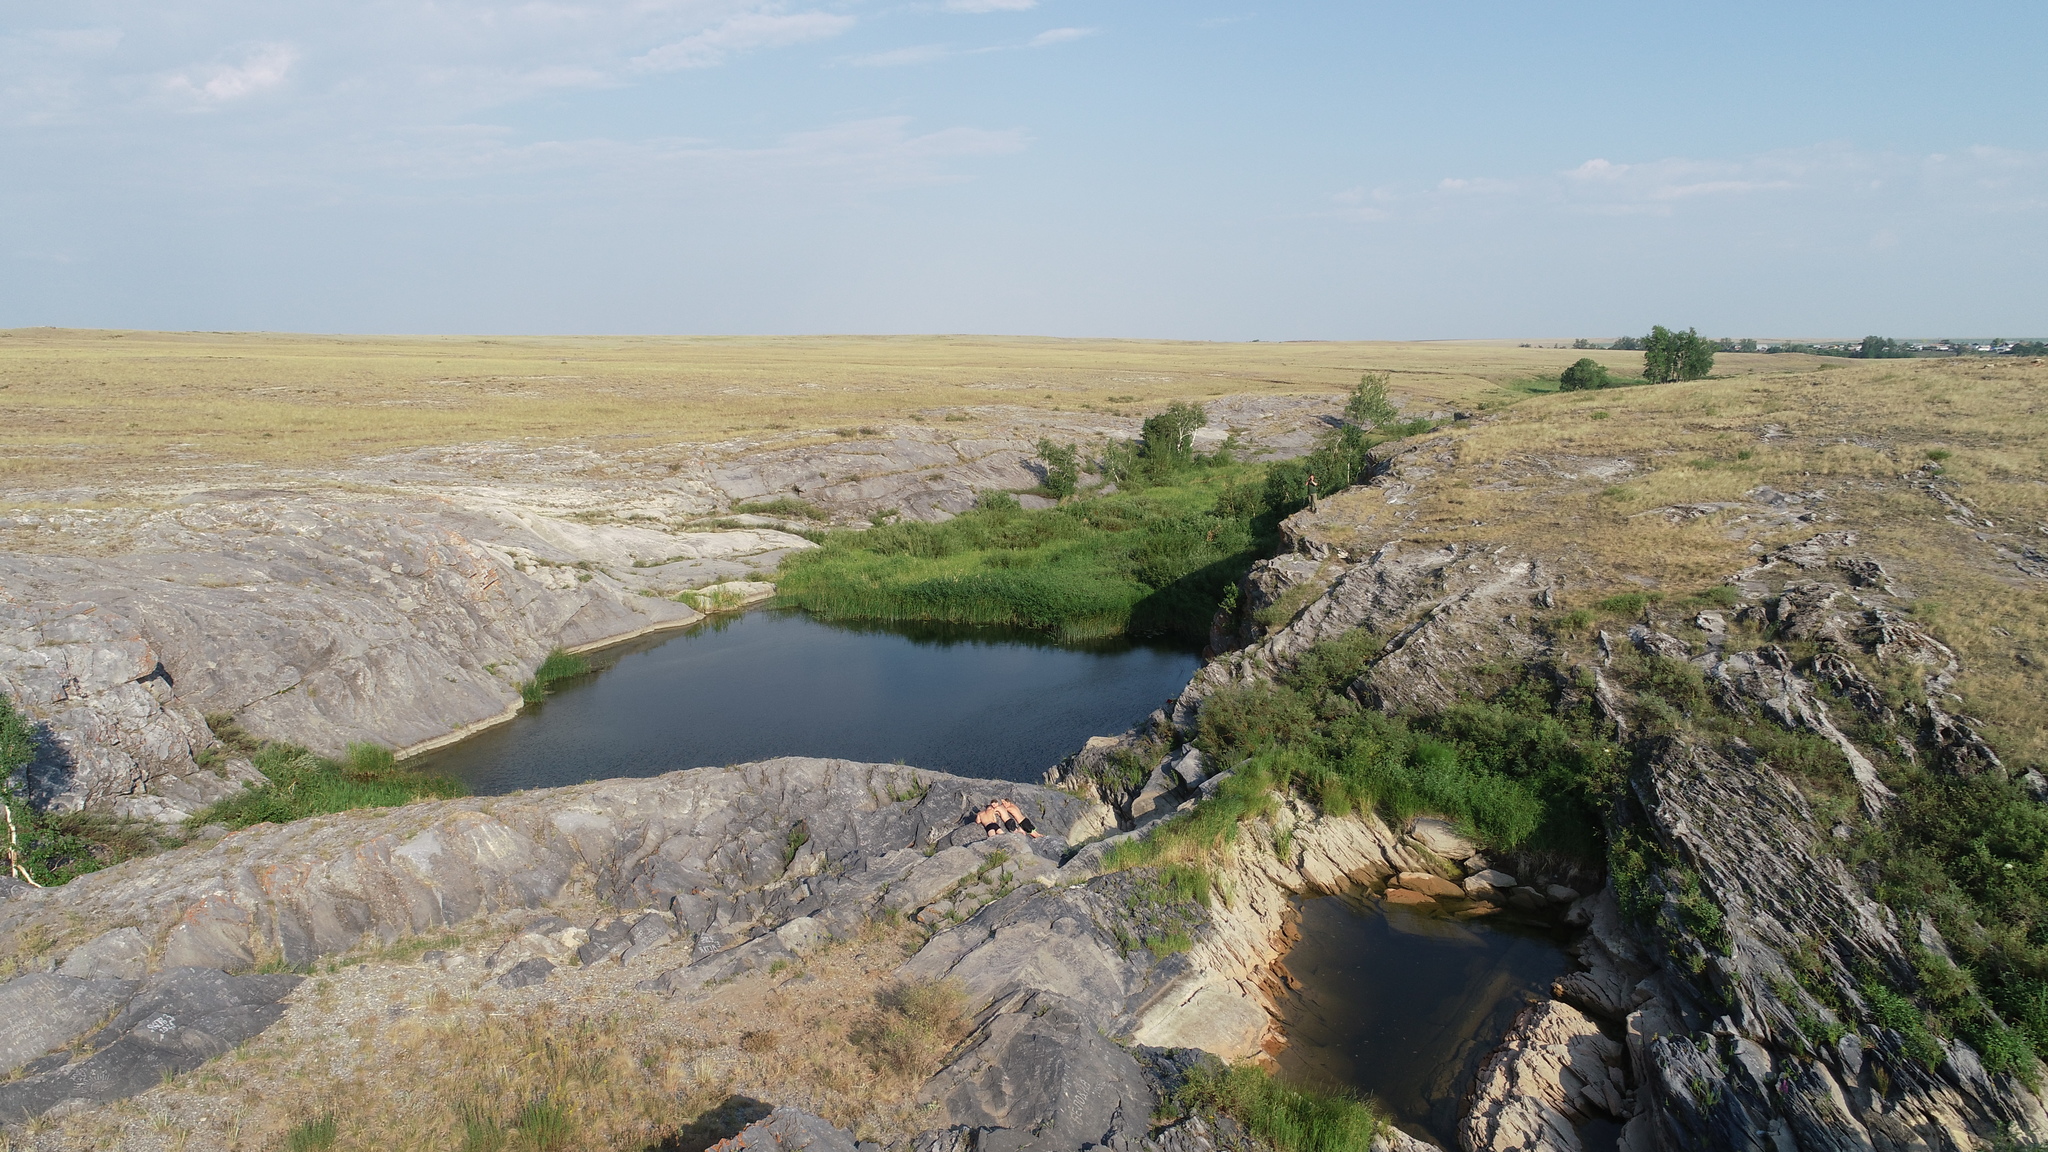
[845, 22, 1095, 67]
[850, 43, 953, 68]
[942, 0, 1038, 10]
[1027, 27, 1095, 47]
[1333, 145, 2048, 225]
[162, 43, 297, 104]
[633, 9, 856, 72]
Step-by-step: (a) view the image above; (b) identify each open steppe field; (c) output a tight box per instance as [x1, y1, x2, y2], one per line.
[0, 329, 1818, 490]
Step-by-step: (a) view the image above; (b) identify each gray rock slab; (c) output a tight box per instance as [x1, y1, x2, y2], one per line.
[918, 990, 1158, 1152]
[496, 958, 554, 989]
[58, 926, 150, 981]
[0, 973, 140, 1076]
[0, 967, 297, 1121]
[714, 1107, 863, 1152]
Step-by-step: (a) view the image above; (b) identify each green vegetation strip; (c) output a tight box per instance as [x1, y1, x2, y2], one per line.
[779, 393, 1426, 642]
[189, 740, 468, 831]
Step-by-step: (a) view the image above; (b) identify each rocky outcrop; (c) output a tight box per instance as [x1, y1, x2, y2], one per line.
[1, 395, 1344, 821]
[1459, 1001, 1628, 1152]
[1163, 468, 2048, 1150]
[0, 757, 1110, 1123]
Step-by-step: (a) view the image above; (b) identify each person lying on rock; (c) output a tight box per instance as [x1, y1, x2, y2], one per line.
[973, 799, 1043, 838]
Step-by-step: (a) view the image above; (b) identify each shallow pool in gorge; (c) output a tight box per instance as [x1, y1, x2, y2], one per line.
[413, 608, 1202, 794]
[1272, 891, 1583, 1148]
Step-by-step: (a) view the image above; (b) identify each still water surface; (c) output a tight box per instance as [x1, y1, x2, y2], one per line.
[417, 609, 1202, 794]
[1275, 892, 1578, 1149]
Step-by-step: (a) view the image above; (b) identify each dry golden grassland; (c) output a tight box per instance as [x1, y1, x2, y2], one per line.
[0, 328, 1808, 488]
[1302, 355, 2048, 768]
[16, 917, 962, 1152]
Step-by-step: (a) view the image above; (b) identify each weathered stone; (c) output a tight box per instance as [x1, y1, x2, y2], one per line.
[0, 973, 140, 1076]
[709, 1106, 863, 1152]
[1385, 887, 1437, 906]
[0, 967, 298, 1122]
[57, 927, 149, 981]
[1459, 1000, 1625, 1152]
[918, 990, 1158, 1152]
[1404, 817, 1478, 860]
[496, 958, 554, 989]
[1394, 872, 1465, 899]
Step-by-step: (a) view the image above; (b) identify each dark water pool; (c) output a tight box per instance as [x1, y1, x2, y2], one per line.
[414, 609, 1201, 794]
[1273, 892, 1576, 1148]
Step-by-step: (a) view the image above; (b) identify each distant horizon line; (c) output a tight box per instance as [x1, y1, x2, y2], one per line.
[5, 326, 2039, 345]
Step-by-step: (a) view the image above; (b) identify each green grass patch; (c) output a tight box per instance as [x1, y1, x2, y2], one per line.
[190, 742, 468, 830]
[1177, 1062, 1381, 1152]
[777, 464, 1262, 641]
[284, 1114, 339, 1152]
[777, 408, 1410, 642]
[1180, 644, 1619, 859]
[520, 648, 590, 704]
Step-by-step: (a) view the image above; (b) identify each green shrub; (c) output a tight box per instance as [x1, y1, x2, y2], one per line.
[512, 1097, 575, 1151]
[1177, 1062, 1381, 1152]
[1594, 592, 1655, 616]
[1558, 358, 1609, 392]
[1864, 981, 1946, 1069]
[190, 741, 467, 830]
[1035, 439, 1081, 500]
[1344, 372, 1399, 428]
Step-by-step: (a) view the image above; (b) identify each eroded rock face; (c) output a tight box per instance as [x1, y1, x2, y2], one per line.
[1, 395, 1344, 821]
[1170, 478, 2048, 1150]
[0, 758, 1113, 1121]
[0, 967, 299, 1122]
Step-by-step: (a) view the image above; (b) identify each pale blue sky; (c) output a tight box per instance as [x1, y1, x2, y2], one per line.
[3, 2, 2043, 338]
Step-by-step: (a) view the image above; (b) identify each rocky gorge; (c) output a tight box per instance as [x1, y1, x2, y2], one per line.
[0, 396, 1336, 821]
[4, 370, 2047, 1152]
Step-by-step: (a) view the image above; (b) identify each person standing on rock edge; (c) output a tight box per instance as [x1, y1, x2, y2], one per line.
[1306, 472, 1319, 512]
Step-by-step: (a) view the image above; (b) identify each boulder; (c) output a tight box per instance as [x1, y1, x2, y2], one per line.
[496, 958, 555, 989]
[709, 1106, 863, 1152]
[1403, 817, 1477, 860]
[619, 912, 679, 965]
[577, 918, 636, 966]
[57, 927, 150, 981]
[1129, 760, 1181, 820]
[1384, 887, 1437, 906]
[1394, 871, 1465, 899]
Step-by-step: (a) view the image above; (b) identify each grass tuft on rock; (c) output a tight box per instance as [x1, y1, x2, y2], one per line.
[1177, 1062, 1381, 1152]
[520, 648, 591, 704]
[191, 741, 468, 830]
[853, 977, 971, 1079]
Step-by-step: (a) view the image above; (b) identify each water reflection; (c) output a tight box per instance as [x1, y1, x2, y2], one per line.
[1274, 891, 1574, 1147]
[413, 609, 1201, 794]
